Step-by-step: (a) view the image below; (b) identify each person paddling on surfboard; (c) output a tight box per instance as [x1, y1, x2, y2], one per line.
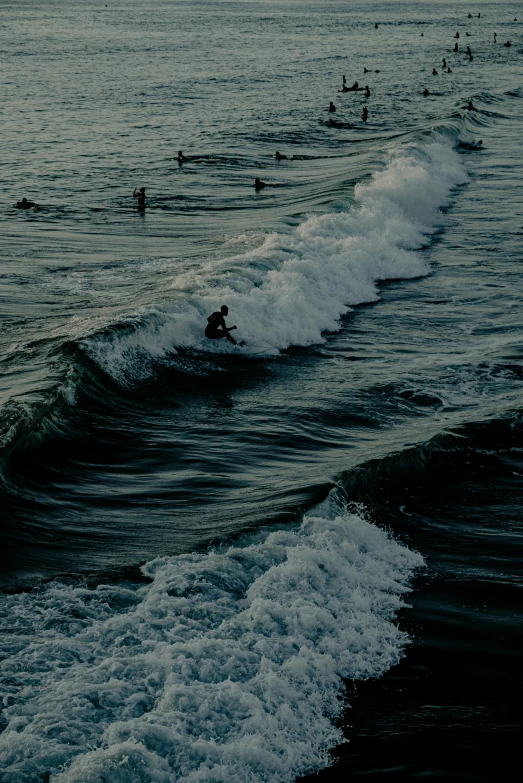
[205, 305, 244, 346]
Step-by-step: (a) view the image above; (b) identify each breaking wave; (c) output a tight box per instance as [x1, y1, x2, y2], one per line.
[81, 138, 467, 386]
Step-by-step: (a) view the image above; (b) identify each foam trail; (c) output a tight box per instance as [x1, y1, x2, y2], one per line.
[82, 140, 467, 385]
[0, 508, 423, 782]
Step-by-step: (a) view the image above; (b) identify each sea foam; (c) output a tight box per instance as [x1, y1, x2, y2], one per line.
[0, 508, 423, 782]
[82, 140, 467, 385]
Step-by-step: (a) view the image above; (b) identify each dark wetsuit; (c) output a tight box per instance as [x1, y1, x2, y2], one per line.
[205, 311, 228, 339]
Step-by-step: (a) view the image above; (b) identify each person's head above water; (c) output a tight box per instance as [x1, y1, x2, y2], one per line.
[220, 305, 228, 316]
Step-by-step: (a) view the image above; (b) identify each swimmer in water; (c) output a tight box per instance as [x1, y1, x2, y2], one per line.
[432, 68, 438, 75]
[454, 42, 459, 52]
[364, 85, 370, 97]
[275, 151, 287, 160]
[375, 23, 378, 29]
[464, 100, 477, 110]
[177, 150, 186, 163]
[454, 31, 460, 39]
[504, 40, 512, 47]
[342, 74, 346, 86]
[442, 57, 447, 68]
[494, 33, 497, 42]
[254, 177, 267, 189]
[133, 187, 146, 208]
[205, 305, 240, 346]
[16, 197, 37, 209]
[423, 88, 429, 96]
[361, 106, 368, 121]
[364, 67, 370, 73]
[328, 101, 336, 112]
[447, 66, 452, 73]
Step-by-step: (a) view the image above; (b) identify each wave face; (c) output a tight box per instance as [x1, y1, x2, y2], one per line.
[81, 139, 467, 386]
[0, 508, 422, 782]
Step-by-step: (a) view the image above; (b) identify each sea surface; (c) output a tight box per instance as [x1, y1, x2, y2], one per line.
[1, 1, 522, 781]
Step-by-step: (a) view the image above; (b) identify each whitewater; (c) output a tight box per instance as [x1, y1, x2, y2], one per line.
[0, 507, 422, 782]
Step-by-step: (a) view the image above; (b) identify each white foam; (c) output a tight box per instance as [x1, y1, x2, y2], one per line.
[0, 509, 423, 782]
[82, 141, 467, 385]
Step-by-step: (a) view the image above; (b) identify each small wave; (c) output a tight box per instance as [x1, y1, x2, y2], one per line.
[0, 506, 422, 782]
[81, 138, 467, 387]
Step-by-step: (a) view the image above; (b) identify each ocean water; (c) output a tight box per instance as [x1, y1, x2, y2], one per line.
[1, 1, 522, 780]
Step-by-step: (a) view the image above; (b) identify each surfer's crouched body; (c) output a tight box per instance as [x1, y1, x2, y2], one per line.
[205, 305, 238, 345]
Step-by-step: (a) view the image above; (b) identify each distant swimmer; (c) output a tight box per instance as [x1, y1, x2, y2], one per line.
[466, 45, 473, 60]
[275, 151, 287, 160]
[16, 197, 37, 209]
[364, 85, 371, 97]
[504, 40, 512, 47]
[465, 32, 471, 36]
[375, 23, 378, 29]
[421, 32, 424, 36]
[133, 187, 146, 208]
[493, 32, 497, 42]
[328, 101, 336, 112]
[442, 57, 447, 67]
[351, 81, 359, 90]
[423, 88, 430, 96]
[342, 74, 346, 86]
[361, 106, 368, 121]
[205, 305, 241, 346]
[468, 12, 472, 18]
[364, 67, 370, 73]
[254, 177, 267, 189]
[177, 150, 186, 163]
[432, 68, 438, 75]
[464, 100, 477, 110]
[454, 31, 460, 38]
[453, 42, 459, 52]
[447, 66, 452, 73]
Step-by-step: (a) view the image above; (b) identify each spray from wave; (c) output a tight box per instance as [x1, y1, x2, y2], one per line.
[81, 139, 467, 386]
[0, 506, 423, 783]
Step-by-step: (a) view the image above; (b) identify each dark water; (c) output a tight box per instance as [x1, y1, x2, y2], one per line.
[1, 1, 522, 781]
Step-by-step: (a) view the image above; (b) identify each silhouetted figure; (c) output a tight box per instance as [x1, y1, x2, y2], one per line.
[364, 85, 370, 97]
[504, 40, 512, 47]
[465, 32, 471, 36]
[421, 32, 424, 36]
[432, 68, 438, 75]
[454, 31, 460, 38]
[423, 88, 429, 96]
[468, 13, 472, 18]
[254, 177, 267, 189]
[364, 67, 370, 73]
[494, 33, 497, 42]
[329, 101, 336, 112]
[442, 58, 447, 67]
[205, 305, 239, 346]
[342, 74, 346, 86]
[351, 81, 359, 90]
[361, 106, 368, 121]
[464, 100, 477, 110]
[133, 187, 146, 208]
[447, 66, 452, 73]
[454, 42, 459, 52]
[177, 150, 186, 164]
[275, 151, 287, 160]
[375, 23, 378, 29]
[16, 197, 37, 209]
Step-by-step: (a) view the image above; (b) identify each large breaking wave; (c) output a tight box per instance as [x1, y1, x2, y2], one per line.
[0, 506, 423, 782]
[81, 138, 467, 386]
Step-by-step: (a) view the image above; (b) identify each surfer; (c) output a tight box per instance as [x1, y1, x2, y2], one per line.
[275, 151, 288, 160]
[205, 305, 240, 346]
[432, 68, 438, 75]
[364, 85, 370, 97]
[464, 100, 477, 110]
[133, 187, 146, 208]
[361, 106, 368, 121]
[328, 101, 336, 112]
[177, 150, 186, 163]
[254, 177, 267, 189]
[423, 88, 430, 96]
[453, 42, 459, 52]
[16, 197, 37, 209]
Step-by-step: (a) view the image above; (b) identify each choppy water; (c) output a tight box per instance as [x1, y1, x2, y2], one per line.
[1, 1, 522, 781]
